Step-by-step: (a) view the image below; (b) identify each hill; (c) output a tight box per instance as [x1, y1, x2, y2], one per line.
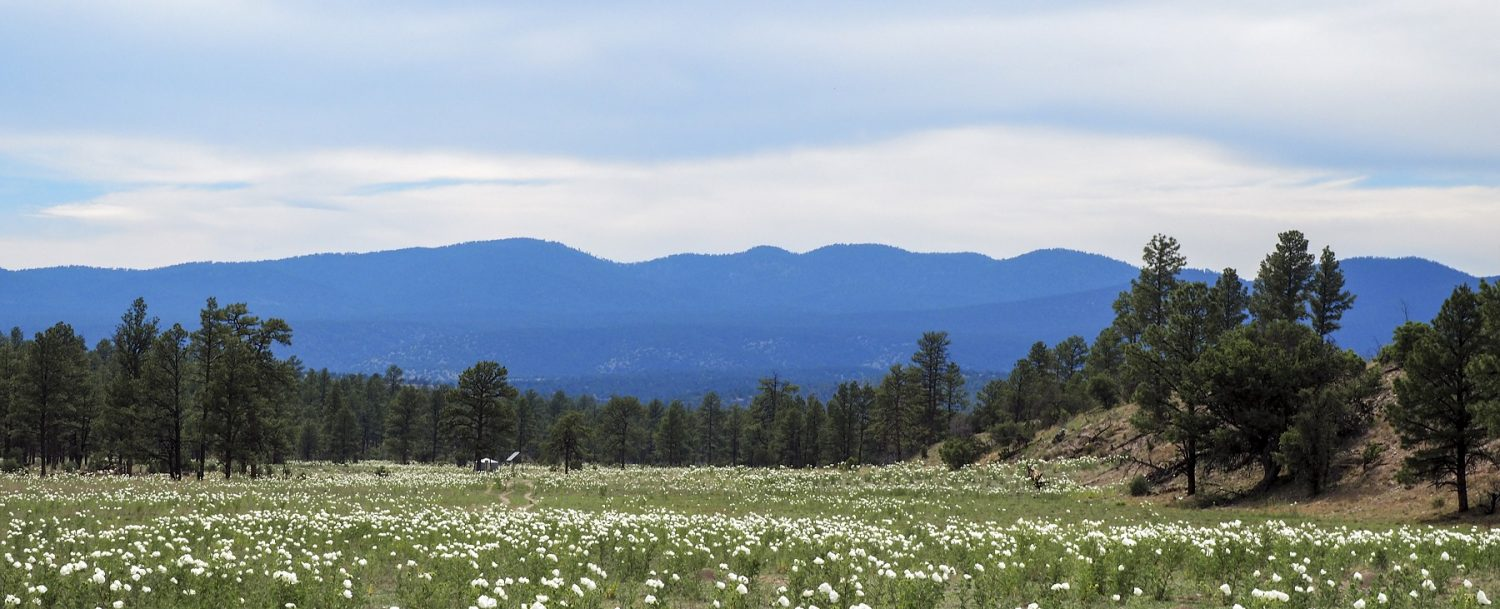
[0, 239, 1489, 399]
[1006, 365, 1500, 522]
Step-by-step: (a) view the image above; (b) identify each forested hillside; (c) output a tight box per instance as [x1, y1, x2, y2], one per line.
[3, 230, 1495, 516]
[0, 239, 1489, 398]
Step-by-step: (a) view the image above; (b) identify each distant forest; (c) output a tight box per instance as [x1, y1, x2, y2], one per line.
[2, 230, 1496, 509]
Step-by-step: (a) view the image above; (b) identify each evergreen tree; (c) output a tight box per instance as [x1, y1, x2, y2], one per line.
[801, 395, 825, 467]
[1083, 327, 1125, 408]
[208, 302, 293, 478]
[326, 386, 359, 464]
[655, 401, 691, 466]
[384, 386, 422, 463]
[1113, 234, 1187, 343]
[1309, 246, 1356, 340]
[449, 361, 518, 470]
[101, 297, 158, 474]
[1249, 230, 1316, 323]
[725, 404, 746, 465]
[697, 392, 724, 465]
[941, 362, 968, 434]
[1053, 336, 1089, 384]
[545, 410, 589, 473]
[870, 365, 920, 463]
[1207, 268, 1250, 335]
[643, 399, 666, 463]
[426, 389, 447, 463]
[0, 329, 21, 464]
[143, 323, 192, 478]
[911, 331, 953, 451]
[1389, 284, 1493, 512]
[1198, 320, 1364, 489]
[192, 298, 225, 480]
[515, 389, 544, 458]
[748, 375, 797, 466]
[600, 395, 645, 468]
[770, 395, 804, 467]
[1130, 281, 1214, 495]
[21, 323, 91, 476]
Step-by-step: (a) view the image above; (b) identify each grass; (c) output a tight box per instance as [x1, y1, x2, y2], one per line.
[0, 460, 1496, 608]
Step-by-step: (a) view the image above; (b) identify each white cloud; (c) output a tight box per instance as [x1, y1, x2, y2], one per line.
[1, 127, 1495, 276]
[3, 1, 1498, 168]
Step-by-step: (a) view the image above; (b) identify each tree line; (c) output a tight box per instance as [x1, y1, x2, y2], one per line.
[2, 230, 1494, 512]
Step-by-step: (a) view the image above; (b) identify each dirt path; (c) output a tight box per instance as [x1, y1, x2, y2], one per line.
[518, 485, 537, 511]
[497, 479, 538, 511]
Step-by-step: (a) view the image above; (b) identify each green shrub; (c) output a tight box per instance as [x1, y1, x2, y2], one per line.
[1128, 475, 1151, 497]
[939, 436, 986, 471]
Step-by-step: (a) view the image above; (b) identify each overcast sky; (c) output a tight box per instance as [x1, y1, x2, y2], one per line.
[1, 1, 1497, 275]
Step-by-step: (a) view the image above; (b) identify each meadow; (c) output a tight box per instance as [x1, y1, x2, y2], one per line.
[0, 460, 1495, 609]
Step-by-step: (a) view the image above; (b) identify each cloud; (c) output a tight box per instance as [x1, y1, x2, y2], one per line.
[1, 1, 1497, 172]
[1, 127, 1495, 276]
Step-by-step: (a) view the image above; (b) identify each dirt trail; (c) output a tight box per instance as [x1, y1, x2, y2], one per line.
[498, 479, 538, 511]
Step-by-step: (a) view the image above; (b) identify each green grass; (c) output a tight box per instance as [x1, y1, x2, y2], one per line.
[0, 461, 1495, 609]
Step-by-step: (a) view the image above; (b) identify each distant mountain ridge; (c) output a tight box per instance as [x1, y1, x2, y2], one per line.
[0, 239, 1489, 399]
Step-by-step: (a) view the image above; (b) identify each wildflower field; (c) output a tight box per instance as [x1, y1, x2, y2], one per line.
[1, 460, 1496, 609]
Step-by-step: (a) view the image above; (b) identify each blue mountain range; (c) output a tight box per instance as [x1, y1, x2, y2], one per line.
[0, 239, 1489, 399]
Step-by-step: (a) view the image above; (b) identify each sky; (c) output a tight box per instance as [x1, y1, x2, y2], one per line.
[0, 1, 1497, 275]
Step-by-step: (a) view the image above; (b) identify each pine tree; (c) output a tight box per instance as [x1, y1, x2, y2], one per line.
[426, 389, 447, 463]
[143, 323, 192, 478]
[600, 395, 644, 468]
[725, 404, 745, 465]
[697, 392, 724, 465]
[1249, 230, 1316, 323]
[748, 375, 797, 466]
[870, 365, 920, 463]
[1208, 268, 1250, 335]
[801, 395, 825, 467]
[770, 396, 804, 467]
[21, 323, 91, 476]
[546, 411, 589, 473]
[1389, 284, 1493, 512]
[1129, 281, 1214, 495]
[912, 331, 953, 452]
[1113, 234, 1187, 343]
[0, 330, 20, 465]
[1309, 246, 1356, 340]
[385, 386, 422, 463]
[655, 401, 692, 466]
[101, 298, 158, 474]
[449, 361, 518, 470]
[326, 386, 359, 464]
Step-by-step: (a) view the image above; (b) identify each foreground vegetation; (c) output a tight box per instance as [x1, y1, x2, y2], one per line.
[1, 227, 1495, 522]
[0, 461, 1497, 609]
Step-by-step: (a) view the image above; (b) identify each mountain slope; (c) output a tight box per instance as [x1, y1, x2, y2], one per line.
[0, 239, 1488, 398]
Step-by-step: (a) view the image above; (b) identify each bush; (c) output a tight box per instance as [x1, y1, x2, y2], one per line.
[1360, 442, 1386, 473]
[987, 421, 1034, 450]
[1128, 475, 1151, 497]
[939, 436, 986, 471]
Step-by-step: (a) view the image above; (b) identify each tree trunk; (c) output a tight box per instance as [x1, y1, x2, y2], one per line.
[198, 401, 209, 481]
[1457, 445, 1470, 512]
[1185, 435, 1197, 496]
[1257, 448, 1278, 491]
[38, 408, 47, 478]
